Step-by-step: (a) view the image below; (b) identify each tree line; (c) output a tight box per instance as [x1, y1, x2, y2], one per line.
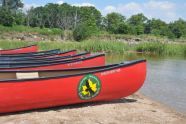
[0, 0, 186, 40]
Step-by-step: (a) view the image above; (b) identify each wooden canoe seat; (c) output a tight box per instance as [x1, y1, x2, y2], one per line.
[16, 72, 39, 79]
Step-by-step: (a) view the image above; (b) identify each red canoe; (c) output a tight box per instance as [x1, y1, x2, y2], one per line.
[0, 59, 146, 114]
[0, 54, 105, 71]
[0, 45, 38, 55]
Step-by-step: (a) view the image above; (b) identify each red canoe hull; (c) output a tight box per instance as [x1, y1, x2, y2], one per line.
[0, 60, 146, 113]
[0, 55, 105, 71]
[0, 45, 38, 55]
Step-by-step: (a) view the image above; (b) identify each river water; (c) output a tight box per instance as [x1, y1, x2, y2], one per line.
[106, 53, 186, 114]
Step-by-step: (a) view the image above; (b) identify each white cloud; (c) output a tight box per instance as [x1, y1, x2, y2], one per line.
[144, 1, 175, 10]
[72, 2, 95, 7]
[57, 0, 64, 5]
[122, 2, 142, 12]
[103, 2, 143, 17]
[118, 2, 143, 15]
[103, 0, 180, 22]
[104, 5, 116, 13]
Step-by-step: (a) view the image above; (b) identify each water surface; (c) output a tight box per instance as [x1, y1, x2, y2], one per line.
[106, 53, 186, 114]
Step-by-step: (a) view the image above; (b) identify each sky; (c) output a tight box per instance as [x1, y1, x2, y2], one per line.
[23, 0, 186, 22]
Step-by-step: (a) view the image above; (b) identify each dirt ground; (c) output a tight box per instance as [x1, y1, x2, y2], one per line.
[0, 93, 185, 124]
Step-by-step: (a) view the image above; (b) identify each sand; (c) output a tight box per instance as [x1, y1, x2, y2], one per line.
[0, 93, 185, 124]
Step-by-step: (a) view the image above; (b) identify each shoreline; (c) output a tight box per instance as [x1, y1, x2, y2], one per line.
[0, 93, 185, 124]
[140, 93, 186, 116]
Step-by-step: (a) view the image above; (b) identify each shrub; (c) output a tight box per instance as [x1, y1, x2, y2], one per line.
[73, 22, 98, 41]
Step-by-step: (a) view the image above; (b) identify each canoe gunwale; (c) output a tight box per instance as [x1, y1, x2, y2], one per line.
[0, 59, 146, 83]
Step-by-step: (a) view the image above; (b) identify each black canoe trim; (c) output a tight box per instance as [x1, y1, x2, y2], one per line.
[0, 53, 105, 69]
[0, 44, 36, 52]
[0, 52, 90, 64]
[0, 59, 146, 83]
[0, 53, 88, 65]
[0, 49, 60, 57]
[0, 62, 117, 73]
[0, 49, 77, 60]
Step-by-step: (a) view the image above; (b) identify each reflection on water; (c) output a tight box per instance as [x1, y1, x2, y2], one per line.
[106, 53, 186, 114]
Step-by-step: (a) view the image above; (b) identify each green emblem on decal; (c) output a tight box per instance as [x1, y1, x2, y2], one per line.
[78, 74, 101, 100]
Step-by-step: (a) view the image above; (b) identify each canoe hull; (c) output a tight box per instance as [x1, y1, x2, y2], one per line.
[0, 45, 38, 55]
[0, 60, 146, 113]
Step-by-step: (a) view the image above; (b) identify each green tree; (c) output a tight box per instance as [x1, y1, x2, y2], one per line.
[105, 12, 126, 34]
[136, 25, 144, 35]
[2, 0, 23, 10]
[0, 0, 24, 26]
[169, 19, 186, 38]
[128, 13, 147, 25]
[26, 3, 101, 31]
[14, 11, 25, 25]
[144, 18, 168, 36]
[0, 7, 14, 26]
[73, 23, 90, 41]
[117, 23, 129, 34]
[128, 13, 147, 35]
[73, 7, 98, 41]
[79, 6, 102, 28]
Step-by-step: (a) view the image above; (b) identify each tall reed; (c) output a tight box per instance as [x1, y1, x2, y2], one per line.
[0, 40, 186, 56]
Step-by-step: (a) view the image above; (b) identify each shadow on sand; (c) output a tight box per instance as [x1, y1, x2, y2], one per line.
[0, 98, 137, 116]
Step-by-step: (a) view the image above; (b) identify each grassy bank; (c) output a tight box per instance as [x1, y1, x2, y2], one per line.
[92, 33, 186, 43]
[0, 40, 129, 53]
[0, 40, 186, 56]
[0, 25, 63, 36]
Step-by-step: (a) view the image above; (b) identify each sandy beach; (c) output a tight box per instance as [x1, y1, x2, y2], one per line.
[0, 93, 185, 124]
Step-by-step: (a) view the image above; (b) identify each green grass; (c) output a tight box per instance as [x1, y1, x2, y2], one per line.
[134, 42, 186, 56]
[0, 25, 63, 35]
[134, 42, 166, 54]
[0, 40, 186, 56]
[0, 40, 129, 53]
[0, 40, 29, 50]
